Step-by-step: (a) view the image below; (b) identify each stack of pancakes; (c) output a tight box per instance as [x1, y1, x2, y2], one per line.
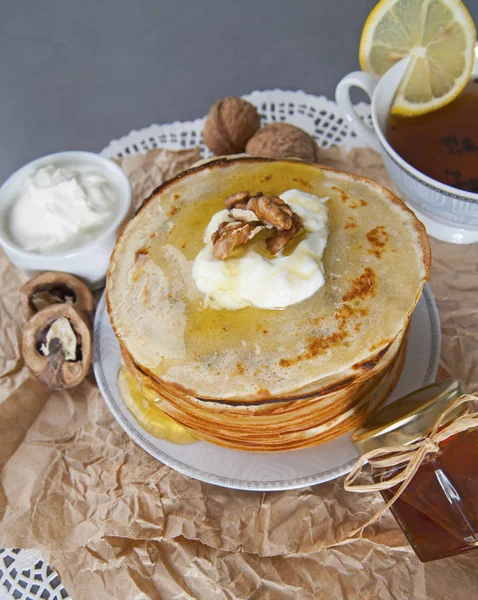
[106, 157, 430, 452]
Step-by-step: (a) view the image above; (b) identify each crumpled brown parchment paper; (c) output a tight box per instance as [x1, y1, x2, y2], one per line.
[1, 146, 477, 600]
[112, 148, 201, 212]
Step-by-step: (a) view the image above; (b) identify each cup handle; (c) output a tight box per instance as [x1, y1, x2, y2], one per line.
[335, 72, 381, 152]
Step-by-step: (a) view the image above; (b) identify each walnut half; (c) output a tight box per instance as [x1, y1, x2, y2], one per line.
[210, 191, 302, 259]
[22, 304, 92, 389]
[20, 271, 95, 323]
[224, 191, 250, 210]
[266, 213, 302, 254]
[246, 195, 293, 230]
[212, 221, 263, 260]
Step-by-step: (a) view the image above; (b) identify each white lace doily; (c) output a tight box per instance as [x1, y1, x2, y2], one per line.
[1, 89, 371, 600]
[102, 89, 371, 159]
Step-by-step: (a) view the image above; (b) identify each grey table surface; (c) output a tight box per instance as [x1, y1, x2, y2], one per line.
[2, 0, 478, 184]
[0, 0, 373, 182]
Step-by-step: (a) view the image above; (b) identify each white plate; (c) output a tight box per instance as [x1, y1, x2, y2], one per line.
[93, 284, 440, 491]
[96, 91, 440, 490]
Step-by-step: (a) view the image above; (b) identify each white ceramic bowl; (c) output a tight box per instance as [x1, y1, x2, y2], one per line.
[0, 151, 132, 288]
[336, 47, 478, 244]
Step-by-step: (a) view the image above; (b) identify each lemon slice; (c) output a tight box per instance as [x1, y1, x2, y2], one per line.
[359, 0, 476, 115]
[117, 367, 197, 444]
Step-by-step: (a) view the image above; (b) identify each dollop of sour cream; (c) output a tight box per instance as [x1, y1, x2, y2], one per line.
[9, 164, 119, 253]
[192, 189, 329, 310]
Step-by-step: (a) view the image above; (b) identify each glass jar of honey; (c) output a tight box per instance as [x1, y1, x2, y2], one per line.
[351, 379, 478, 562]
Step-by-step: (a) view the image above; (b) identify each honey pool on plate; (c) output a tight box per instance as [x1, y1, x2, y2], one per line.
[386, 78, 478, 193]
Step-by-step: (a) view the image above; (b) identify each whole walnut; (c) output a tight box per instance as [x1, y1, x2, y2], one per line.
[245, 122, 319, 162]
[203, 97, 261, 155]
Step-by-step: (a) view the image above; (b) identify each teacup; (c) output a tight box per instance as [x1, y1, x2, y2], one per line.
[335, 49, 478, 244]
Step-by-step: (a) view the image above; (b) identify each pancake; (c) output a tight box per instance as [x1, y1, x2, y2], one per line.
[118, 337, 406, 452]
[120, 326, 407, 419]
[119, 318, 407, 408]
[107, 157, 429, 403]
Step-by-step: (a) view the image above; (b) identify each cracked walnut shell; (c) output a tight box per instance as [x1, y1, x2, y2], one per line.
[22, 304, 92, 389]
[245, 122, 319, 162]
[203, 97, 261, 155]
[20, 271, 95, 322]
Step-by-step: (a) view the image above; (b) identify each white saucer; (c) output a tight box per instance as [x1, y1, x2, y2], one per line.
[93, 285, 440, 491]
[406, 204, 478, 244]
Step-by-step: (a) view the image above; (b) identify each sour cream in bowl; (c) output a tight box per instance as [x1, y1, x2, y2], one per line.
[0, 151, 131, 289]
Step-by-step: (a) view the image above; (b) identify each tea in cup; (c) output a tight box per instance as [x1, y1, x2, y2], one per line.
[336, 50, 478, 244]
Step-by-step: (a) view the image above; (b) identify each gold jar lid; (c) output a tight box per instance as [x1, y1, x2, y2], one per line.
[352, 379, 464, 455]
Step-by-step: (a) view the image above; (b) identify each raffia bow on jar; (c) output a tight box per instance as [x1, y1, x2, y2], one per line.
[344, 379, 478, 562]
